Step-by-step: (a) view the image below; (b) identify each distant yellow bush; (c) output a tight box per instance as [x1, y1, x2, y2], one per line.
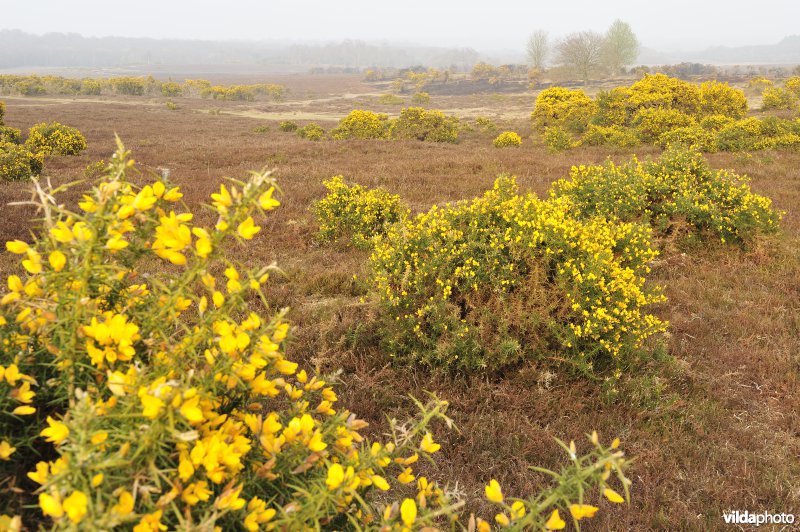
[531, 87, 597, 133]
[330, 110, 390, 140]
[492, 131, 522, 147]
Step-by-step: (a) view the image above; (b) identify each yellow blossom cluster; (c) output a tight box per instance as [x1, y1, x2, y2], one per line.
[0, 139, 632, 529]
[492, 131, 523, 148]
[531, 74, 800, 152]
[313, 175, 407, 249]
[369, 174, 667, 372]
[551, 147, 782, 243]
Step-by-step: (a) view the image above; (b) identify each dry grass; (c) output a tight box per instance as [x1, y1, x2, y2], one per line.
[1, 76, 799, 530]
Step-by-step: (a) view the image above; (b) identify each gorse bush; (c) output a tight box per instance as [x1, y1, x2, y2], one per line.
[369, 176, 667, 373]
[631, 108, 696, 143]
[550, 147, 781, 243]
[0, 105, 86, 181]
[160, 81, 184, 97]
[0, 142, 43, 181]
[493, 131, 522, 147]
[411, 92, 431, 104]
[297, 123, 325, 141]
[699, 81, 748, 119]
[313, 176, 406, 249]
[543, 126, 574, 152]
[533, 74, 800, 152]
[278, 120, 298, 132]
[0, 126, 22, 144]
[581, 124, 638, 148]
[0, 100, 5, 124]
[330, 110, 390, 140]
[761, 87, 798, 111]
[532, 87, 597, 134]
[0, 141, 632, 529]
[390, 107, 459, 143]
[25, 122, 87, 156]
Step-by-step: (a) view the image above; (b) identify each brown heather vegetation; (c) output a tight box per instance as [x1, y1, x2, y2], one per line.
[1, 73, 799, 530]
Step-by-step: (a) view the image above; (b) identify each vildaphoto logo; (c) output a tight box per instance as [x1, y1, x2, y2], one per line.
[722, 510, 795, 526]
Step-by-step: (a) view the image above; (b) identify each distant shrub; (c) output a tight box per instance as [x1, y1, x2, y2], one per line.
[493, 131, 522, 147]
[297, 122, 325, 141]
[543, 126, 574, 152]
[83, 159, 106, 179]
[390, 107, 459, 143]
[699, 81, 748, 119]
[279, 120, 298, 132]
[0, 126, 21, 144]
[581, 124, 639, 147]
[632, 107, 696, 143]
[330, 110, 390, 140]
[378, 93, 405, 105]
[165, 100, 178, 110]
[252, 124, 270, 133]
[0, 142, 42, 181]
[16, 80, 46, 96]
[202, 85, 256, 101]
[0, 100, 4, 124]
[747, 77, 773, 92]
[627, 74, 702, 115]
[111, 77, 145, 96]
[79, 79, 102, 95]
[369, 175, 666, 372]
[411, 92, 431, 104]
[656, 125, 716, 151]
[25, 122, 87, 156]
[531, 87, 597, 133]
[593, 87, 634, 127]
[313, 175, 406, 248]
[550, 147, 781, 243]
[699, 114, 735, 131]
[161, 81, 183, 97]
[715, 118, 765, 151]
[761, 87, 797, 111]
[474, 116, 498, 132]
[786, 76, 800, 97]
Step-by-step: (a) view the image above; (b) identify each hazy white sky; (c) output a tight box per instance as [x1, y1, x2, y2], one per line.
[2, 0, 799, 51]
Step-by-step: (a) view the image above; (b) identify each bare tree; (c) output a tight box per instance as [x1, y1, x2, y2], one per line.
[603, 19, 640, 75]
[526, 30, 549, 71]
[555, 31, 605, 84]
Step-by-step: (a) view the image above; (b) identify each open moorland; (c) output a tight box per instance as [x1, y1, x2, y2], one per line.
[1, 71, 799, 530]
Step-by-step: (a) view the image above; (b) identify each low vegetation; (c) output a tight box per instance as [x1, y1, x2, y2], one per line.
[0, 142, 631, 530]
[531, 74, 800, 152]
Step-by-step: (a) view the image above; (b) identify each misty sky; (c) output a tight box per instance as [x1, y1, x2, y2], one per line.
[3, 0, 799, 52]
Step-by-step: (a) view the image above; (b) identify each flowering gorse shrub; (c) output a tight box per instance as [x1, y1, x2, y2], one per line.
[531, 88, 597, 134]
[390, 107, 459, 143]
[550, 147, 781, 243]
[25, 122, 87, 156]
[631, 108, 696, 143]
[313, 176, 407, 249]
[493, 131, 522, 148]
[369, 176, 666, 373]
[0, 140, 632, 529]
[297, 123, 325, 141]
[543, 126, 575, 152]
[715, 116, 800, 152]
[0, 142, 43, 181]
[330, 110, 390, 140]
[761, 87, 798, 111]
[698, 81, 748, 119]
[532, 75, 785, 152]
[0, 125, 22, 144]
[581, 125, 638, 148]
[411, 92, 431, 104]
[278, 120, 298, 132]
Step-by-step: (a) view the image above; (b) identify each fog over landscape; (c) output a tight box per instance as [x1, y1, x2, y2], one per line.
[2, 0, 799, 68]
